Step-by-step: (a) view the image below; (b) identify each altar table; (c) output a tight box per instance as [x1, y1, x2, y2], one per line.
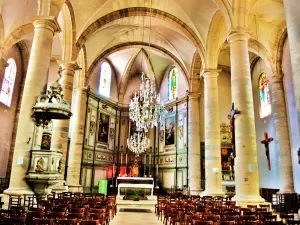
[116, 177, 154, 199]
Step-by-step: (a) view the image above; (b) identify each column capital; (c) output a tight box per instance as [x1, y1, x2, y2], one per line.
[202, 69, 221, 78]
[73, 86, 89, 94]
[32, 16, 61, 33]
[0, 58, 8, 70]
[187, 91, 201, 100]
[227, 29, 250, 44]
[270, 74, 283, 84]
[58, 60, 81, 72]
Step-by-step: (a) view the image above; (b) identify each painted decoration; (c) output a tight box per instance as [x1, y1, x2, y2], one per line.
[41, 133, 51, 150]
[259, 72, 272, 118]
[98, 113, 110, 143]
[0, 58, 16, 107]
[98, 62, 112, 98]
[168, 66, 178, 100]
[165, 117, 175, 146]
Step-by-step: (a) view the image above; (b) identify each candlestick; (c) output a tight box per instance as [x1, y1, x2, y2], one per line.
[149, 154, 151, 165]
[144, 154, 146, 164]
[125, 154, 128, 165]
[156, 164, 158, 176]
[120, 153, 123, 165]
[113, 163, 115, 177]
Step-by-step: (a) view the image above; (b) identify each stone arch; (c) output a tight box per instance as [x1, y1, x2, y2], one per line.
[191, 51, 202, 76]
[60, 0, 76, 61]
[212, 0, 233, 27]
[0, 15, 4, 46]
[206, 10, 227, 69]
[87, 42, 189, 88]
[2, 24, 34, 56]
[73, 7, 206, 66]
[273, 26, 287, 75]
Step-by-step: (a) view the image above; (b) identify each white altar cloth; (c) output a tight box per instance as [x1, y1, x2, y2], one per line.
[116, 177, 154, 186]
[117, 183, 154, 199]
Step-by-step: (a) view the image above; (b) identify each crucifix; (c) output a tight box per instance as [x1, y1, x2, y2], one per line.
[261, 132, 273, 171]
[228, 103, 240, 158]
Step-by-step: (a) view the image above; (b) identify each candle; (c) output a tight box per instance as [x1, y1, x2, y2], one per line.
[126, 154, 128, 165]
[149, 154, 151, 165]
[113, 163, 115, 177]
[120, 154, 123, 165]
[144, 154, 146, 164]
[156, 164, 158, 175]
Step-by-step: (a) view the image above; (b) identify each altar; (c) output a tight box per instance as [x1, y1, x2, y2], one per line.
[116, 177, 154, 199]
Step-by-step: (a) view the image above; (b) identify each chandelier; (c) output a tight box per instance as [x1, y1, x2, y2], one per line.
[127, 132, 150, 156]
[129, 72, 162, 132]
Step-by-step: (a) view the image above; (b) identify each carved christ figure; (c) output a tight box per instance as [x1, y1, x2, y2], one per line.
[261, 132, 273, 171]
[228, 103, 240, 158]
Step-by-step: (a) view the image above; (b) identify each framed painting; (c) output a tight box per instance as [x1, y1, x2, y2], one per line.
[165, 116, 175, 146]
[98, 113, 110, 143]
[41, 133, 51, 150]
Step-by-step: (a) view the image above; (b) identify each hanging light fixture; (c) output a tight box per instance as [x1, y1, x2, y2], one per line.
[127, 131, 150, 156]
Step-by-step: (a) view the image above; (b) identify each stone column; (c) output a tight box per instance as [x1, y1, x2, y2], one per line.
[188, 92, 201, 194]
[4, 17, 60, 196]
[202, 69, 224, 196]
[283, 0, 300, 136]
[227, 30, 264, 204]
[270, 74, 294, 193]
[67, 87, 88, 192]
[50, 61, 80, 192]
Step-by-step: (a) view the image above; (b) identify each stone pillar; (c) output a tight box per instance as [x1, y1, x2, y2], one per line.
[67, 87, 88, 192]
[270, 74, 294, 193]
[202, 69, 224, 196]
[188, 92, 201, 194]
[283, 0, 300, 136]
[4, 17, 60, 196]
[50, 61, 80, 191]
[227, 30, 264, 204]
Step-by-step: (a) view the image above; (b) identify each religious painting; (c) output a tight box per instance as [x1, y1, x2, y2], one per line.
[165, 117, 175, 146]
[259, 72, 272, 118]
[98, 113, 110, 143]
[41, 133, 51, 150]
[168, 66, 178, 100]
[159, 130, 164, 143]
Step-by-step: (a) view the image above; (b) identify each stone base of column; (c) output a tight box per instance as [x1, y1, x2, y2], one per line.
[68, 184, 83, 193]
[51, 181, 67, 193]
[190, 188, 202, 196]
[3, 188, 35, 208]
[232, 195, 265, 206]
[277, 189, 295, 194]
[201, 189, 225, 196]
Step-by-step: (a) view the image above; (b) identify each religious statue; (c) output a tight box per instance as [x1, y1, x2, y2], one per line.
[58, 159, 63, 174]
[35, 158, 44, 172]
[132, 160, 140, 177]
[228, 103, 240, 158]
[261, 132, 273, 170]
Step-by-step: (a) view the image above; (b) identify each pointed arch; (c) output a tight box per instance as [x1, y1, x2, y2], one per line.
[73, 7, 205, 67]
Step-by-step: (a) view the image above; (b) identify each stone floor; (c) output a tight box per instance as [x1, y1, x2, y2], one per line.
[110, 196, 162, 225]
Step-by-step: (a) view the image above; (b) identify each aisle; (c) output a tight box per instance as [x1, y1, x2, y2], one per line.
[110, 207, 163, 225]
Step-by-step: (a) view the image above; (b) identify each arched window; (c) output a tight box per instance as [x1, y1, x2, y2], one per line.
[0, 58, 17, 107]
[168, 66, 178, 100]
[99, 62, 112, 98]
[259, 72, 272, 118]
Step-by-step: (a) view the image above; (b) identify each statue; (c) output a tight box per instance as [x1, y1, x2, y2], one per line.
[58, 159, 63, 174]
[35, 158, 44, 172]
[132, 160, 140, 177]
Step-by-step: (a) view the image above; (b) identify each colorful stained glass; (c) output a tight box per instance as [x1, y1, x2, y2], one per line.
[259, 72, 272, 118]
[168, 66, 177, 100]
[0, 58, 16, 107]
[99, 62, 112, 98]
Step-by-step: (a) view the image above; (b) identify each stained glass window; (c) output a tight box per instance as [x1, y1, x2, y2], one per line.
[259, 72, 272, 118]
[168, 66, 177, 100]
[99, 62, 112, 98]
[0, 58, 16, 107]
